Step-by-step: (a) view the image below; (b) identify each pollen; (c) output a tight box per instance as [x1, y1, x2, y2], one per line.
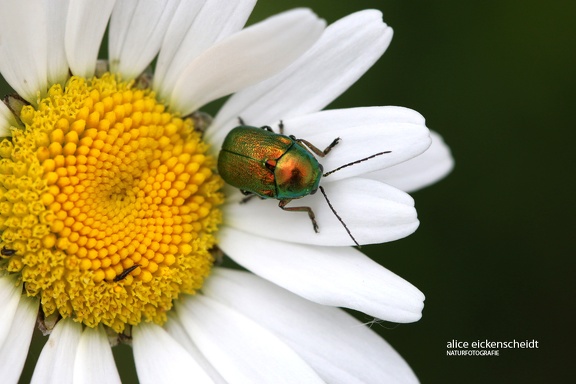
[0, 74, 223, 332]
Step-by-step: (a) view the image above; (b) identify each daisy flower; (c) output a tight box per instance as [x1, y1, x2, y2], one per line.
[0, 1, 452, 383]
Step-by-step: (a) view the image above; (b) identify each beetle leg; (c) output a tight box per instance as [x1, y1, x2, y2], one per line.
[240, 190, 256, 204]
[238, 116, 246, 125]
[278, 199, 319, 233]
[240, 191, 267, 204]
[322, 137, 341, 154]
[241, 195, 256, 204]
[278, 120, 339, 154]
[293, 137, 340, 157]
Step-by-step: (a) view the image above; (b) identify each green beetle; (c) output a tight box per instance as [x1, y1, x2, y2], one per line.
[217, 123, 390, 246]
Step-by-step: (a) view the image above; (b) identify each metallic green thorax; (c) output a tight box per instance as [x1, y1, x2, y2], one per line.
[218, 126, 322, 200]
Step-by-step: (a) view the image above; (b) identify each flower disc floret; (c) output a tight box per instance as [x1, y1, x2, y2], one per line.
[0, 74, 223, 332]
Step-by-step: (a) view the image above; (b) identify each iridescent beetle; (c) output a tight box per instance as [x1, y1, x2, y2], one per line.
[217, 122, 390, 246]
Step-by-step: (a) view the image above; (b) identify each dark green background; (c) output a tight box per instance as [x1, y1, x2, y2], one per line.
[6, 1, 574, 383]
[251, 1, 575, 383]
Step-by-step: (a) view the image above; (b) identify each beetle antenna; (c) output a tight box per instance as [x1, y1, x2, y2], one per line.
[323, 151, 391, 177]
[319, 186, 360, 247]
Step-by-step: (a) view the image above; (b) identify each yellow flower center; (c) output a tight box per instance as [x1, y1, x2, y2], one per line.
[0, 74, 223, 332]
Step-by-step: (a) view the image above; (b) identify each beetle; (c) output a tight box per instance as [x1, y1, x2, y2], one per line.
[1, 246, 16, 257]
[217, 122, 391, 246]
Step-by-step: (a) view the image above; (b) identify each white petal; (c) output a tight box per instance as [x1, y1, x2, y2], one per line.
[133, 323, 214, 384]
[209, 9, 392, 143]
[0, 295, 38, 383]
[218, 229, 424, 323]
[0, 0, 48, 104]
[0, 101, 18, 136]
[0, 101, 18, 125]
[65, 0, 116, 77]
[164, 314, 227, 384]
[44, 0, 70, 86]
[31, 319, 82, 384]
[177, 295, 324, 383]
[73, 326, 121, 384]
[368, 130, 454, 192]
[108, 0, 179, 80]
[204, 269, 419, 383]
[223, 177, 418, 246]
[153, 0, 256, 100]
[151, 0, 209, 98]
[234, 106, 431, 181]
[169, 8, 326, 115]
[0, 276, 21, 347]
